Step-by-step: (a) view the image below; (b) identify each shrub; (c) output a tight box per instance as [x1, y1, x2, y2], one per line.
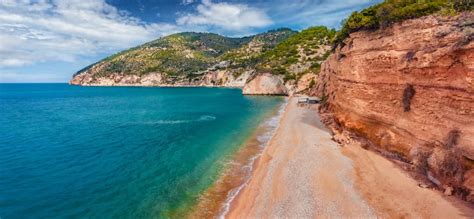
[438, 150, 464, 181]
[444, 129, 461, 149]
[310, 62, 321, 73]
[283, 73, 296, 83]
[409, 145, 433, 173]
[320, 94, 328, 106]
[272, 67, 288, 75]
[402, 84, 415, 112]
[260, 26, 336, 70]
[406, 51, 415, 61]
[453, 0, 474, 11]
[309, 79, 316, 88]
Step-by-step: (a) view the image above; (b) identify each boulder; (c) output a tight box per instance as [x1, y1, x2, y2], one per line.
[242, 73, 288, 95]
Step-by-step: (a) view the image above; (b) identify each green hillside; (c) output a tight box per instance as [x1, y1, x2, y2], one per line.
[258, 26, 336, 82]
[75, 29, 296, 79]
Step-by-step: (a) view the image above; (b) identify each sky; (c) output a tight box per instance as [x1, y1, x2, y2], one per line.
[0, 0, 382, 83]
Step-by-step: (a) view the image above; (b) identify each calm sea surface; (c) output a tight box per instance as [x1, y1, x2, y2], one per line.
[0, 84, 283, 218]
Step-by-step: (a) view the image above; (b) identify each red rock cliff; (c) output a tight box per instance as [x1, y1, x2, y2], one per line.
[313, 13, 474, 198]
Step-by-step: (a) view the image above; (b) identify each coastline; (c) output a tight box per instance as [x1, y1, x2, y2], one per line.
[68, 83, 245, 88]
[186, 98, 288, 218]
[224, 97, 474, 218]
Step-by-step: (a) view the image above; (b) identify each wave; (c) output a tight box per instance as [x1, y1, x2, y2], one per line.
[142, 115, 217, 125]
[218, 98, 288, 219]
[197, 115, 217, 121]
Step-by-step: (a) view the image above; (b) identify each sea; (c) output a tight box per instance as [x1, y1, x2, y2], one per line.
[0, 84, 284, 218]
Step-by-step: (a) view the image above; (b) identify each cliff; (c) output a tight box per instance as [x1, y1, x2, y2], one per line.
[313, 13, 474, 199]
[242, 73, 288, 95]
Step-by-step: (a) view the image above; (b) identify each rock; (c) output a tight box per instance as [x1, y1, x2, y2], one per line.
[463, 169, 474, 190]
[444, 186, 453, 196]
[427, 171, 442, 187]
[332, 133, 344, 144]
[312, 13, 474, 186]
[464, 170, 474, 202]
[418, 183, 429, 188]
[466, 193, 474, 202]
[294, 73, 317, 94]
[242, 73, 288, 95]
[70, 69, 250, 88]
[140, 73, 163, 86]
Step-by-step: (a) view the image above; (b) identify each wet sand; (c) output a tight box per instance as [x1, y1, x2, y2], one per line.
[188, 101, 286, 218]
[225, 97, 474, 218]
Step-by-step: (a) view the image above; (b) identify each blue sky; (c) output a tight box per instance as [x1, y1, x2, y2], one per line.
[0, 0, 381, 83]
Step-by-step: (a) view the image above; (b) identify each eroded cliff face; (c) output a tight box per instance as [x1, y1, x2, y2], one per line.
[313, 14, 474, 198]
[70, 69, 251, 87]
[242, 73, 288, 95]
[70, 67, 304, 95]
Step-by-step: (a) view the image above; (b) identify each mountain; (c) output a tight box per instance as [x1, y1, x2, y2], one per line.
[70, 27, 336, 95]
[70, 28, 297, 88]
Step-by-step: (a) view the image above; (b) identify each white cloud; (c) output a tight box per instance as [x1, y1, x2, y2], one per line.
[177, 0, 272, 31]
[0, 0, 273, 70]
[181, 0, 195, 5]
[0, 0, 181, 68]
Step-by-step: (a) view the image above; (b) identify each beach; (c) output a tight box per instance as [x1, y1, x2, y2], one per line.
[224, 97, 474, 218]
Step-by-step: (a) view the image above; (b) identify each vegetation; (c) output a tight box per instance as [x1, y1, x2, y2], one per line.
[444, 129, 461, 149]
[402, 84, 416, 112]
[76, 26, 335, 84]
[309, 79, 316, 88]
[257, 26, 336, 82]
[409, 145, 433, 173]
[77, 30, 296, 79]
[334, 0, 473, 46]
[219, 28, 296, 73]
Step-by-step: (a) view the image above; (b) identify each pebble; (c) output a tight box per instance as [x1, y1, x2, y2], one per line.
[444, 186, 453, 196]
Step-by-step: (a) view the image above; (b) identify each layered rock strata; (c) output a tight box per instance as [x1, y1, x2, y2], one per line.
[313, 13, 474, 199]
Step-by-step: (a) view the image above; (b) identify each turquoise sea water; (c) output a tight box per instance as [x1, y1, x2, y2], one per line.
[0, 84, 283, 218]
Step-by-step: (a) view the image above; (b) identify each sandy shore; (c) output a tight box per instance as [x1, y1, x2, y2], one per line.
[225, 97, 474, 218]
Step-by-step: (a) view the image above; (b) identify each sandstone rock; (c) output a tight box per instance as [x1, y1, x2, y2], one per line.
[418, 183, 430, 189]
[444, 186, 454, 196]
[294, 73, 317, 94]
[242, 73, 288, 95]
[313, 14, 474, 188]
[467, 193, 474, 202]
[463, 169, 474, 191]
[331, 133, 345, 145]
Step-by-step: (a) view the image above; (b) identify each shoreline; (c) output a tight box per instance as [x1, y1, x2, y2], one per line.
[186, 98, 288, 218]
[224, 97, 474, 218]
[68, 84, 245, 88]
[218, 101, 287, 218]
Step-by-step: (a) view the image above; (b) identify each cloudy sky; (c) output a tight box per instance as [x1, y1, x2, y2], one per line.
[0, 0, 381, 83]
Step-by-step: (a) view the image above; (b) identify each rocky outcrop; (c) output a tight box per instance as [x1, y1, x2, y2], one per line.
[313, 14, 474, 197]
[70, 70, 251, 87]
[242, 73, 288, 95]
